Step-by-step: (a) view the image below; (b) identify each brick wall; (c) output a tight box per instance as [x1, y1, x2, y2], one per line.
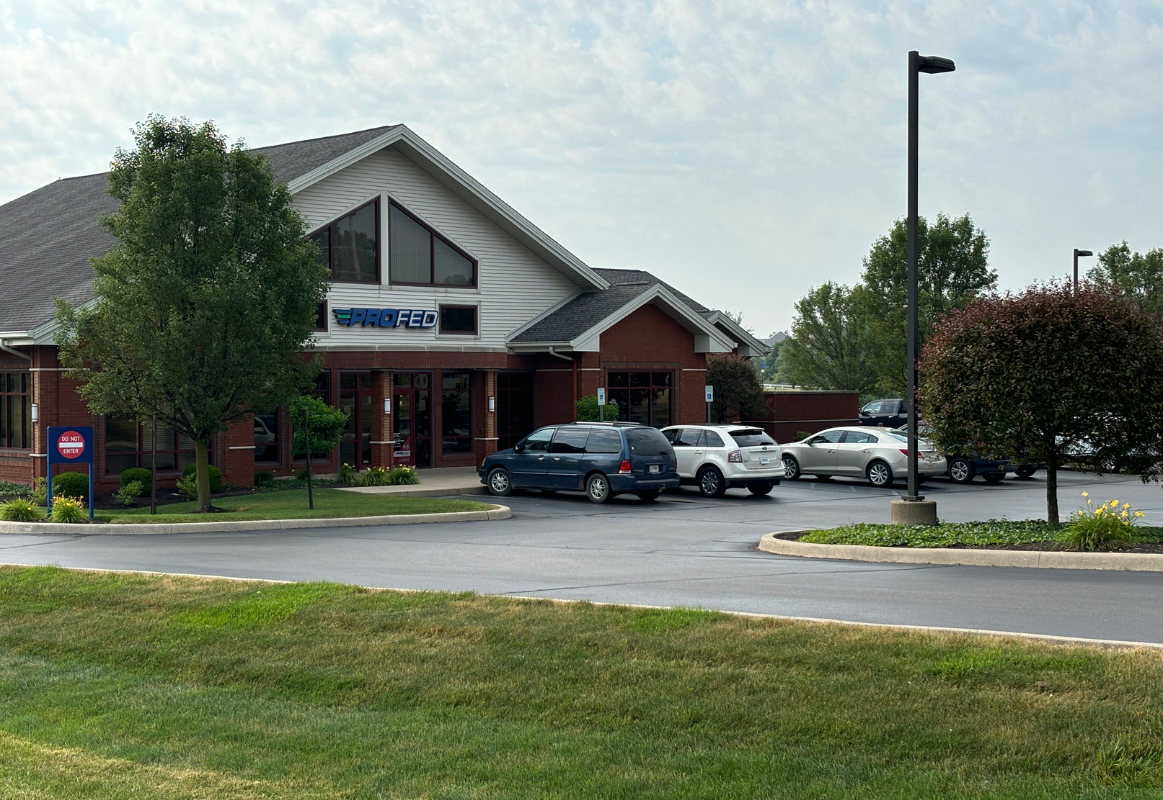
[745, 390, 859, 443]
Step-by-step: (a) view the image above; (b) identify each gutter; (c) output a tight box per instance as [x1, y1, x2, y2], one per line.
[0, 338, 30, 362]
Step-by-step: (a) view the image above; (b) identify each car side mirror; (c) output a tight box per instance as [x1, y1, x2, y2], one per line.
[513, 443, 524, 454]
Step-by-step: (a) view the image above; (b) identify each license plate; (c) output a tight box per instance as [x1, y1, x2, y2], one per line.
[648, 464, 661, 474]
[759, 457, 769, 465]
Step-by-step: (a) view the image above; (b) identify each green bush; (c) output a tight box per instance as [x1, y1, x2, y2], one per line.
[575, 395, 621, 422]
[255, 471, 276, 487]
[181, 464, 222, 493]
[115, 481, 144, 507]
[290, 395, 347, 458]
[29, 478, 47, 505]
[1058, 493, 1139, 552]
[50, 495, 86, 523]
[0, 498, 40, 522]
[336, 462, 356, 485]
[0, 480, 31, 497]
[387, 465, 420, 486]
[296, 469, 311, 481]
[119, 467, 153, 490]
[176, 474, 198, 499]
[51, 471, 90, 502]
[359, 466, 390, 487]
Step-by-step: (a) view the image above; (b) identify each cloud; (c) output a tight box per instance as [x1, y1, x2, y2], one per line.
[1, 0, 1161, 334]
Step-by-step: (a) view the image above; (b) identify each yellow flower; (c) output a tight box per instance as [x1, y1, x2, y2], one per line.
[1122, 511, 1129, 518]
[1096, 506, 1105, 514]
[1136, 511, 1145, 517]
[1110, 500, 1119, 507]
[1082, 491, 1088, 497]
[1123, 503, 1131, 509]
[1078, 511, 1085, 516]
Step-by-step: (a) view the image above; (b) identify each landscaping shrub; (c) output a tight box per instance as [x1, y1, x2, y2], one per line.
[1058, 492, 1140, 552]
[360, 466, 390, 487]
[336, 462, 356, 484]
[51, 471, 90, 502]
[296, 469, 310, 481]
[181, 464, 222, 493]
[0, 480, 30, 497]
[28, 478, 47, 505]
[0, 498, 40, 522]
[50, 495, 86, 523]
[290, 395, 347, 458]
[119, 467, 152, 490]
[575, 394, 621, 422]
[255, 471, 275, 487]
[176, 474, 198, 499]
[387, 465, 419, 485]
[115, 481, 144, 507]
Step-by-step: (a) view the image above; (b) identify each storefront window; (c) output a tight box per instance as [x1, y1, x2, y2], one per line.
[439, 305, 477, 335]
[254, 411, 279, 463]
[104, 417, 198, 475]
[0, 372, 30, 449]
[441, 372, 472, 454]
[309, 200, 378, 283]
[389, 201, 476, 287]
[606, 371, 672, 428]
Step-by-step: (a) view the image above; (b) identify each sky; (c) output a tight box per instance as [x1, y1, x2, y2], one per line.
[1, 1, 1161, 338]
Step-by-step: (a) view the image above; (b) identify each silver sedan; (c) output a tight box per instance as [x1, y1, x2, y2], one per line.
[780, 426, 947, 488]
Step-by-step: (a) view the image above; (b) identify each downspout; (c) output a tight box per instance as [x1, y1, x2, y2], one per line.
[548, 347, 577, 422]
[0, 338, 31, 362]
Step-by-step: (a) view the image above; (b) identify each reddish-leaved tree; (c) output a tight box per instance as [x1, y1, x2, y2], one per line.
[919, 282, 1163, 523]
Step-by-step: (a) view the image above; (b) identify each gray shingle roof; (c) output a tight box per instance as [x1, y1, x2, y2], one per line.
[510, 267, 714, 344]
[0, 126, 399, 334]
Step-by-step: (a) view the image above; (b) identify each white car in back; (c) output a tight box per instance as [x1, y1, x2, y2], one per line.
[660, 425, 784, 497]
[779, 426, 947, 487]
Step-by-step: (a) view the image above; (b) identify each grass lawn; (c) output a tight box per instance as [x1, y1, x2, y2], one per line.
[0, 567, 1161, 798]
[85, 489, 491, 524]
[800, 521, 1163, 548]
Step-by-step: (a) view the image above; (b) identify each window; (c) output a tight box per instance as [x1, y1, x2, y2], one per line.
[730, 429, 777, 447]
[550, 428, 589, 454]
[389, 202, 476, 287]
[808, 430, 844, 444]
[521, 428, 554, 453]
[314, 302, 328, 331]
[675, 429, 704, 448]
[626, 427, 673, 456]
[842, 431, 877, 445]
[439, 305, 477, 335]
[704, 431, 726, 448]
[310, 200, 378, 283]
[662, 429, 680, 444]
[0, 372, 30, 449]
[104, 417, 198, 475]
[441, 372, 473, 454]
[585, 429, 622, 454]
[255, 411, 279, 463]
[606, 371, 672, 427]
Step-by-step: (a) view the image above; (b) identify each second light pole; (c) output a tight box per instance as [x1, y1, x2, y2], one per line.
[1073, 248, 1093, 294]
[892, 50, 955, 526]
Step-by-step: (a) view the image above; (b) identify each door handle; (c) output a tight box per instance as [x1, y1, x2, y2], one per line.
[537, 456, 544, 461]
[553, 457, 561, 461]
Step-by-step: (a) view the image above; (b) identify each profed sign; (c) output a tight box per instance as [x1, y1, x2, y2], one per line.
[333, 308, 438, 329]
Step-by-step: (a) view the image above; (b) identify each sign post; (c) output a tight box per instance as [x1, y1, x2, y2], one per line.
[47, 426, 95, 521]
[704, 385, 714, 424]
[597, 387, 606, 423]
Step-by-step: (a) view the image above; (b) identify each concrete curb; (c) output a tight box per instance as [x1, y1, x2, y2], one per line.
[0, 505, 511, 536]
[758, 532, 1163, 572]
[337, 485, 488, 498]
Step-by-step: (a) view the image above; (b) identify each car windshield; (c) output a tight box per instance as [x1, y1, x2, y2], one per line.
[626, 427, 672, 456]
[730, 429, 777, 447]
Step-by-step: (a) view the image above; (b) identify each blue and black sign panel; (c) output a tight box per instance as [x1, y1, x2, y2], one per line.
[333, 308, 438, 328]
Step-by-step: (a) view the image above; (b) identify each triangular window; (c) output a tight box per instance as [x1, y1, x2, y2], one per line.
[389, 201, 476, 287]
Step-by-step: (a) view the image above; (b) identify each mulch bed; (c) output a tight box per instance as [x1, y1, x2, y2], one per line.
[773, 531, 1163, 554]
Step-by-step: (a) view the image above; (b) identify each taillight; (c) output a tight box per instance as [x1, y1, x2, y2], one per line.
[899, 449, 909, 456]
[728, 450, 742, 463]
[619, 459, 632, 474]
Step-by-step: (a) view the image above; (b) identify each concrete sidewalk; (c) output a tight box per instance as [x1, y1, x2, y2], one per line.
[337, 466, 486, 498]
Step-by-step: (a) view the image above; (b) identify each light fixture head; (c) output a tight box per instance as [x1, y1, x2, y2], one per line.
[1075, 249, 1094, 257]
[918, 55, 956, 74]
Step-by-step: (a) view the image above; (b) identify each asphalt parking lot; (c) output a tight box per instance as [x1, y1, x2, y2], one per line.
[2, 468, 1162, 645]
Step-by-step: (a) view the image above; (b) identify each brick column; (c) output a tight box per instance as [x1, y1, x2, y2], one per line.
[370, 370, 392, 467]
[223, 417, 256, 486]
[477, 369, 498, 468]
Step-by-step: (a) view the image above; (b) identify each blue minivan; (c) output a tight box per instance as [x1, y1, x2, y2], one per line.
[478, 423, 679, 503]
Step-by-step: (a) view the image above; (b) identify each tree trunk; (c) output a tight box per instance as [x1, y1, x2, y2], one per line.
[1046, 451, 1059, 525]
[195, 440, 213, 513]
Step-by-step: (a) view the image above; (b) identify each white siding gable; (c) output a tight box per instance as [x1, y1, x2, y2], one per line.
[293, 147, 581, 352]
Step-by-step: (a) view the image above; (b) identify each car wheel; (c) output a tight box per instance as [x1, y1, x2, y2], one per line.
[586, 473, 612, 504]
[1014, 465, 1037, 478]
[636, 490, 661, 502]
[747, 483, 774, 496]
[487, 468, 512, 497]
[982, 472, 1005, 484]
[948, 457, 974, 485]
[698, 466, 727, 498]
[866, 460, 894, 488]
[782, 455, 800, 481]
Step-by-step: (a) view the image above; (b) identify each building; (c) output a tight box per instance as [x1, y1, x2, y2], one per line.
[0, 125, 767, 489]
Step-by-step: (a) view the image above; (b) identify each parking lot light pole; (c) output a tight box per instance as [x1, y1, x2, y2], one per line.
[895, 51, 955, 525]
[1073, 249, 1093, 294]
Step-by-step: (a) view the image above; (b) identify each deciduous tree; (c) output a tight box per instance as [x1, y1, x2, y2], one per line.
[1088, 241, 1163, 318]
[780, 283, 879, 394]
[57, 117, 327, 511]
[706, 354, 767, 424]
[919, 283, 1163, 523]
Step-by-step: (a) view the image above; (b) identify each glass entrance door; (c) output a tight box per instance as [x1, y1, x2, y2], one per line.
[340, 372, 373, 466]
[392, 373, 432, 467]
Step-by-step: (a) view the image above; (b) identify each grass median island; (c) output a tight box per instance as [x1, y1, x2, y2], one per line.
[800, 521, 1163, 548]
[91, 488, 491, 524]
[1, 567, 1163, 798]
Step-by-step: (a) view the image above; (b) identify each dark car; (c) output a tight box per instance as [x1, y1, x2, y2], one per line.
[479, 422, 679, 504]
[858, 399, 910, 428]
[895, 423, 1008, 484]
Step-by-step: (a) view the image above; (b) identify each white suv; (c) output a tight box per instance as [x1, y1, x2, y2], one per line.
[660, 425, 784, 497]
